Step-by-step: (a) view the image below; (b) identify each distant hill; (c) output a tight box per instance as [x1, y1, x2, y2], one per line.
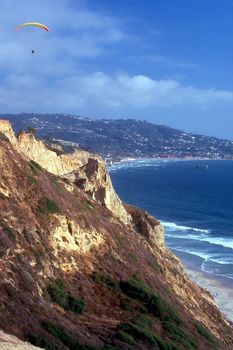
[2, 113, 233, 159]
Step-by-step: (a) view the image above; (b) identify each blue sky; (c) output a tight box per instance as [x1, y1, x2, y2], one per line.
[0, 0, 233, 139]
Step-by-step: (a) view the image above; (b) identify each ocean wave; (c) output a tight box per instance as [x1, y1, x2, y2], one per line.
[164, 219, 233, 271]
[108, 158, 170, 171]
[162, 221, 233, 250]
[207, 256, 233, 265]
[201, 260, 233, 280]
[161, 221, 210, 233]
[202, 237, 233, 250]
[172, 247, 211, 261]
[166, 230, 233, 251]
[172, 247, 233, 266]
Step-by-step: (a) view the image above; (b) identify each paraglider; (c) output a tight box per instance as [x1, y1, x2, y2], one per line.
[16, 22, 49, 32]
[16, 22, 49, 53]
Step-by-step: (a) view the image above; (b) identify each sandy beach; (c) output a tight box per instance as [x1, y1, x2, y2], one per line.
[186, 268, 233, 323]
[172, 249, 233, 323]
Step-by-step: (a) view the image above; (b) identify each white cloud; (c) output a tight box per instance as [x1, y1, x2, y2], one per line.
[1, 72, 233, 114]
[0, 1, 233, 116]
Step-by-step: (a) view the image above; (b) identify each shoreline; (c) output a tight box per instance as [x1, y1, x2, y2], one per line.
[108, 156, 233, 164]
[172, 249, 233, 323]
[107, 157, 233, 168]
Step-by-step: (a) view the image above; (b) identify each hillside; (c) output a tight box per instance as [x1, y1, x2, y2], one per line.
[0, 119, 232, 350]
[0, 330, 41, 349]
[2, 113, 233, 160]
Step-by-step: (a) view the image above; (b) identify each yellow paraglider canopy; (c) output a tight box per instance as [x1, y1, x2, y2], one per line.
[17, 22, 49, 32]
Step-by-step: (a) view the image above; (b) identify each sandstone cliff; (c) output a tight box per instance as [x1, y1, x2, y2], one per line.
[0, 119, 232, 350]
[0, 120, 131, 225]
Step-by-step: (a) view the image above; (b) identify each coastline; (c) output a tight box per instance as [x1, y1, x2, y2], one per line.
[109, 158, 233, 323]
[172, 249, 233, 323]
[107, 157, 233, 167]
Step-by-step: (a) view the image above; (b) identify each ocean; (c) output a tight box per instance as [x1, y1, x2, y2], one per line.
[109, 159, 233, 283]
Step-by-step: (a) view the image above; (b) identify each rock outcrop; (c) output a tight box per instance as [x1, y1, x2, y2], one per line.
[126, 204, 164, 246]
[66, 158, 131, 225]
[17, 130, 82, 175]
[0, 330, 42, 350]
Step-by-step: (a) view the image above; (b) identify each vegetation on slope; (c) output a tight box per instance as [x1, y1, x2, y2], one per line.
[47, 278, 85, 314]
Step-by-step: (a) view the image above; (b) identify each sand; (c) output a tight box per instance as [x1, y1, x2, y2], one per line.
[186, 267, 233, 323]
[172, 249, 233, 323]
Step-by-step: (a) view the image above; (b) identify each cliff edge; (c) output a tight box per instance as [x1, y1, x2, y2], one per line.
[0, 330, 42, 349]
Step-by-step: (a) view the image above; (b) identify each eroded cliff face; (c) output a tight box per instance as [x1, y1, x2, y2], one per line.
[0, 120, 232, 350]
[125, 204, 164, 246]
[0, 120, 131, 225]
[0, 119, 17, 144]
[66, 158, 131, 225]
[17, 130, 82, 175]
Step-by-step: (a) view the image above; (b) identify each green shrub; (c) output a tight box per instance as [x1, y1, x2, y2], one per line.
[0, 193, 7, 200]
[41, 320, 101, 350]
[119, 296, 147, 313]
[163, 321, 198, 349]
[28, 334, 60, 350]
[47, 278, 85, 314]
[195, 322, 216, 344]
[117, 331, 136, 346]
[66, 295, 85, 314]
[120, 279, 153, 301]
[27, 174, 38, 184]
[133, 315, 153, 329]
[42, 320, 75, 348]
[47, 278, 68, 306]
[93, 273, 120, 292]
[120, 322, 157, 345]
[39, 197, 61, 214]
[30, 160, 43, 172]
[121, 320, 179, 350]
[120, 279, 181, 323]
[51, 176, 63, 192]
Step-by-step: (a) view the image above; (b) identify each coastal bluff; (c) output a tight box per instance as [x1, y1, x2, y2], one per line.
[0, 119, 232, 349]
[0, 119, 131, 225]
[0, 330, 42, 349]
